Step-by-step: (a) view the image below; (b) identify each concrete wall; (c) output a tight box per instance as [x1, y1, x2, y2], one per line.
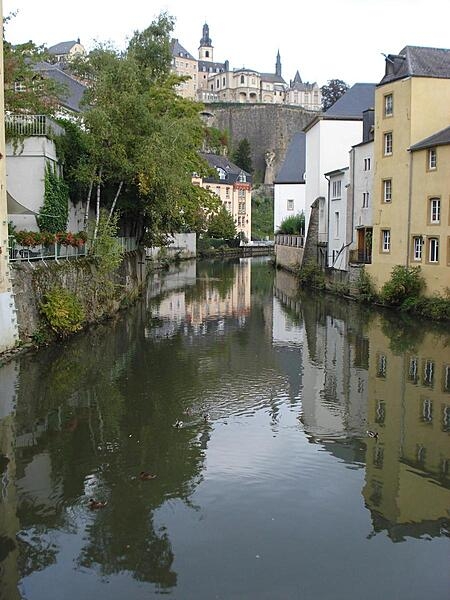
[205, 104, 317, 181]
[146, 233, 196, 260]
[275, 244, 304, 271]
[11, 250, 147, 341]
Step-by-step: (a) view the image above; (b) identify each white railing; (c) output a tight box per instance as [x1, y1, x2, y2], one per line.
[275, 234, 304, 248]
[117, 237, 138, 253]
[5, 114, 65, 138]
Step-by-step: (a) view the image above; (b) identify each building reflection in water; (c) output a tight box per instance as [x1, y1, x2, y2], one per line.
[273, 270, 450, 541]
[363, 315, 450, 541]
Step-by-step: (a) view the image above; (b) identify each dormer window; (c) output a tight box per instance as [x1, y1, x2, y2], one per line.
[238, 172, 246, 182]
[216, 167, 226, 180]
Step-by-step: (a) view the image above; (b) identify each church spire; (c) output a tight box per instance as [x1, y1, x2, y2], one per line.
[200, 23, 212, 47]
[276, 50, 282, 77]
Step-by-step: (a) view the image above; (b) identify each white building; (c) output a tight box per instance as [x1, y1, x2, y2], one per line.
[273, 132, 306, 232]
[349, 109, 374, 265]
[304, 84, 375, 261]
[325, 167, 349, 270]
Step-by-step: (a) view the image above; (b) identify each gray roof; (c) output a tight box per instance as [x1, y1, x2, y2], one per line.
[261, 72, 286, 85]
[171, 39, 195, 61]
[48, 40, 79, 55]
[410, 125, 450, 151]
[379, 46, 450, 85]
[198, 60, 225, 73]
[34, 62, 86, 113]
[274, 132, 306, 184]
[200, 153, 252, 184]
[325, 83, 375, 118]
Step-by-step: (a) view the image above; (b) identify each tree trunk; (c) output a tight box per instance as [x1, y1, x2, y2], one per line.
[93, 167, 103, 241]
[83, 177, 94, 230]
[107, 180, 123, 223]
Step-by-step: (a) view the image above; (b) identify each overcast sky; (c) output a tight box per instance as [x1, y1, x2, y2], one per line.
[3, 0, 449, 86]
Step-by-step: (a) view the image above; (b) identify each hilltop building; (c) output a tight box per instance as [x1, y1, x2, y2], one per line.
[172, 23, 321, 109]
[47, 39, 86, 64]
[192, 153, 252, 241]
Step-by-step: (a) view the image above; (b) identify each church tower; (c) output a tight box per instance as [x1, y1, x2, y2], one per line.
[199, 23, 214, 62]
[275, 50, 282, 77]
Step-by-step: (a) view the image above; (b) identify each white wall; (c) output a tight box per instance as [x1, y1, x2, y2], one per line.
[352, 141, 373, 233]
[274, 182, 306, 232]
[6, 137, 58, 231]
[305, 119, 363, 241]
[328, 170, 350, 270]
[0, 291, 18, 353]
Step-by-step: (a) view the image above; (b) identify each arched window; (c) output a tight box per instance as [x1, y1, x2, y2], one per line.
[240, 75, 245, 84]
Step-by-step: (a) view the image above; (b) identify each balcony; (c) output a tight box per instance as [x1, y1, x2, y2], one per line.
[5, 114, 64, 138]
[349, 249, 372, 264]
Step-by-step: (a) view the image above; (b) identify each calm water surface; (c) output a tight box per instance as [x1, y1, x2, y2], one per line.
[0, 258, 449, 599]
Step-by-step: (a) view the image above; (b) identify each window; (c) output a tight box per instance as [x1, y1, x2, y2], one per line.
[428, 148, 437, 170]
[225, 187, 230, 199]
[364, 158, 371, 171]
[287, 198, 294, 211]
[14, 80, 26, 93]
[429, 198, 440, 223]
[428, 237, 439, 263]
[383, 179, 392, 203]
[240, 75, 245, 84]
[222, 77, 225, 86]
[205, 51, 209, 58]
[384, 132, 393, 155]
[362, 192, 369, 208]
[238, 202, 246, 214]
[334, 212, 340, 238]
[238, 172, 246, 182]
[444, 366, 450, 393]
[423, 360, 434, 386]
[377, 354, 387, 378]
[408, 357, 419, 383]
[422, 398, 433, 423]
[381, 229, 390, 252]
[332, 180, 341, 199]
[384, 93, 393, 116]
[375, 400, 386, 424]
[443, 405, 450, 432]
[412, 236, 423, 261]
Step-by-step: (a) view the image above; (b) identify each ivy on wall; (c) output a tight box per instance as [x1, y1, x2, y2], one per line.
[37, 162, 69, 233]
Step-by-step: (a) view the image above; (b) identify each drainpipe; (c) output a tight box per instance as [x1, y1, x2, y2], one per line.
[406, 149, 413, 267]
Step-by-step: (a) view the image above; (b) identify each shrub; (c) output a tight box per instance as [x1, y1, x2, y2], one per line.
[298, 262, 325, 289]
[277, 212, 305, 235]
[380, 265, 425, 306]
[356, 267, 377, 303]
[40, 287, 85, 337]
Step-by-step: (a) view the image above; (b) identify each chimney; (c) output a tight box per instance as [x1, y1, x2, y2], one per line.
[362, 108, 374, 143]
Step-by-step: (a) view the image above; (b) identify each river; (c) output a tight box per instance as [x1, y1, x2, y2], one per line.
[0, 258, 449, 599]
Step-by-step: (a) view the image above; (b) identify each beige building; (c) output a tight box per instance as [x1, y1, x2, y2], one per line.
[368, 46, 450, 295]
[363, 315, 450, 537]
[193, 153, 252, 241]
[47, 39, 86, 64]
[171, 39, 198, 100]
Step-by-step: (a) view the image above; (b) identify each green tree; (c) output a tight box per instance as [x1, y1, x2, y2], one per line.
[321, 79, 349, 111]
[232, 138, 253, 173]
[207, 206, 237, 239]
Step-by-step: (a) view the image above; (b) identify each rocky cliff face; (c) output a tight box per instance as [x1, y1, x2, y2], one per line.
[203, 104, 318, 182]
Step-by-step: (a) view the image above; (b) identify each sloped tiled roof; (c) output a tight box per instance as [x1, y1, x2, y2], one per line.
[410, 125, 450, 151]
[325, 83, 375, 118]
[200, 153, 252, 184]
[379, 46, 450, 85]
[48, 40, 79, 55]
[261, 72, 286, 85]
[274, 132, 306, 184]
[34, 62, 86, 113]
[171, 39, 195, 61]
[198, 60, 225, 73]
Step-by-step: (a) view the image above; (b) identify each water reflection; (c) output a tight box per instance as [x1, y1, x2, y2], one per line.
[0, 259, 448, 599]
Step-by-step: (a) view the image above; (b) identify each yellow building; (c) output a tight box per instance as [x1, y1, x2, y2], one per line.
[368, 46, 450, 295]
[363, 315, 450, 538]
[193, 153, 252, 241]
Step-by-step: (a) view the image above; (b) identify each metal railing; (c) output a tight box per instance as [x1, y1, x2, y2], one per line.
[349, 248, 372, 264]
[275, 234, 304, 248]
[5, 114, 65, 138]
[8, 236, 138, 263]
